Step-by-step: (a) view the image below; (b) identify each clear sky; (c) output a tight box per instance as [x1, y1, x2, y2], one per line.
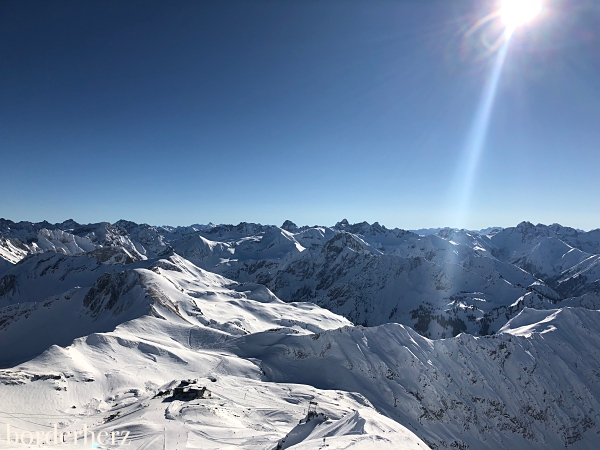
[1, 0, 599, 230]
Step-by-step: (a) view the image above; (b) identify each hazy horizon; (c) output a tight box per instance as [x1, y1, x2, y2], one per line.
[1, 214, 596, 234]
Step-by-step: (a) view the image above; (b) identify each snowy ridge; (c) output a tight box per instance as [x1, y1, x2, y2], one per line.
[0, 253, 349, 367]
[0, 253, 424, 449]
[276, 408, 422, 449]
[2, 218, 600, 338]
[232, 308, 600, 448]
[2, 218, 600, 337]
[0, 237, 29, 265]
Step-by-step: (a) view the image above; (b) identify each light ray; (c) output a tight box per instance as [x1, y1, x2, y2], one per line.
[452, 28, 514, 228]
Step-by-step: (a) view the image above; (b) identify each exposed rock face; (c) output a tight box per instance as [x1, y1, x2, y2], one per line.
[0, 274, 17, 298]
[281, 220, 298, 232]
[83, 271, 141, 318]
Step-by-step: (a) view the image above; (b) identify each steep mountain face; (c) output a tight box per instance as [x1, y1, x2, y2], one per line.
[0, 219, 146, 265]
[489, 222, 600, 301]
[0, 252, 144, 309]
[258, 231, 538, 335]
[232, 307, 600, 449]
[0, 236, 29, 264]
[2, 218, 600, 338]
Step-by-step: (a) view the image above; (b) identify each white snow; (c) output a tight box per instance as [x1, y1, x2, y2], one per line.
[2, 218, 600, 448]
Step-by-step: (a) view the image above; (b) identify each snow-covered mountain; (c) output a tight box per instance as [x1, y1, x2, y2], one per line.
[0, 251, 348, 367]
[2, 218, 600, 339]
[2, 245, 600, 448]
[233, 306, 600, 449]
[0, 251, 426, 449]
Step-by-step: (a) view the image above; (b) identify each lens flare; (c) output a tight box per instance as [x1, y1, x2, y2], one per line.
[500, 0, 542, 27]
[451, 1, 543, 227]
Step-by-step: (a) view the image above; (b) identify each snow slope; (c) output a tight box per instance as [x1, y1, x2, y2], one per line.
[232, 308, 600, 449]
[0, 253, 349, 367]
[0, 254, 425, 449]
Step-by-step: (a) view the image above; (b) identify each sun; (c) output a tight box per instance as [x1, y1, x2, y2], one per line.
[500, 0, 542, 27]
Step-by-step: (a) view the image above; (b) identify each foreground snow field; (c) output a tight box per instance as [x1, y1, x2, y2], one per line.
[0, 254, 425, 449]
[1, 219, 600, 448]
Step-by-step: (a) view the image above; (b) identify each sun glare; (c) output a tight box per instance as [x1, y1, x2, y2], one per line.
[500, 0, 542, 27]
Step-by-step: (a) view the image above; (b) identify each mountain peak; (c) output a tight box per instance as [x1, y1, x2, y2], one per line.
[516, 221, 535, 231]
[281, 220, 298, 232]
[58, 219, 80, 229]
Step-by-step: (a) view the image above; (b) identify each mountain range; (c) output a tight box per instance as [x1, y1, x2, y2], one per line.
[1, 218, 600, 448]
[3, 218, 599, 336]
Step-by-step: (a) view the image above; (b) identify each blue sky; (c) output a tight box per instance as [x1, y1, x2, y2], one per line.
[1, 0, 599, 230]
